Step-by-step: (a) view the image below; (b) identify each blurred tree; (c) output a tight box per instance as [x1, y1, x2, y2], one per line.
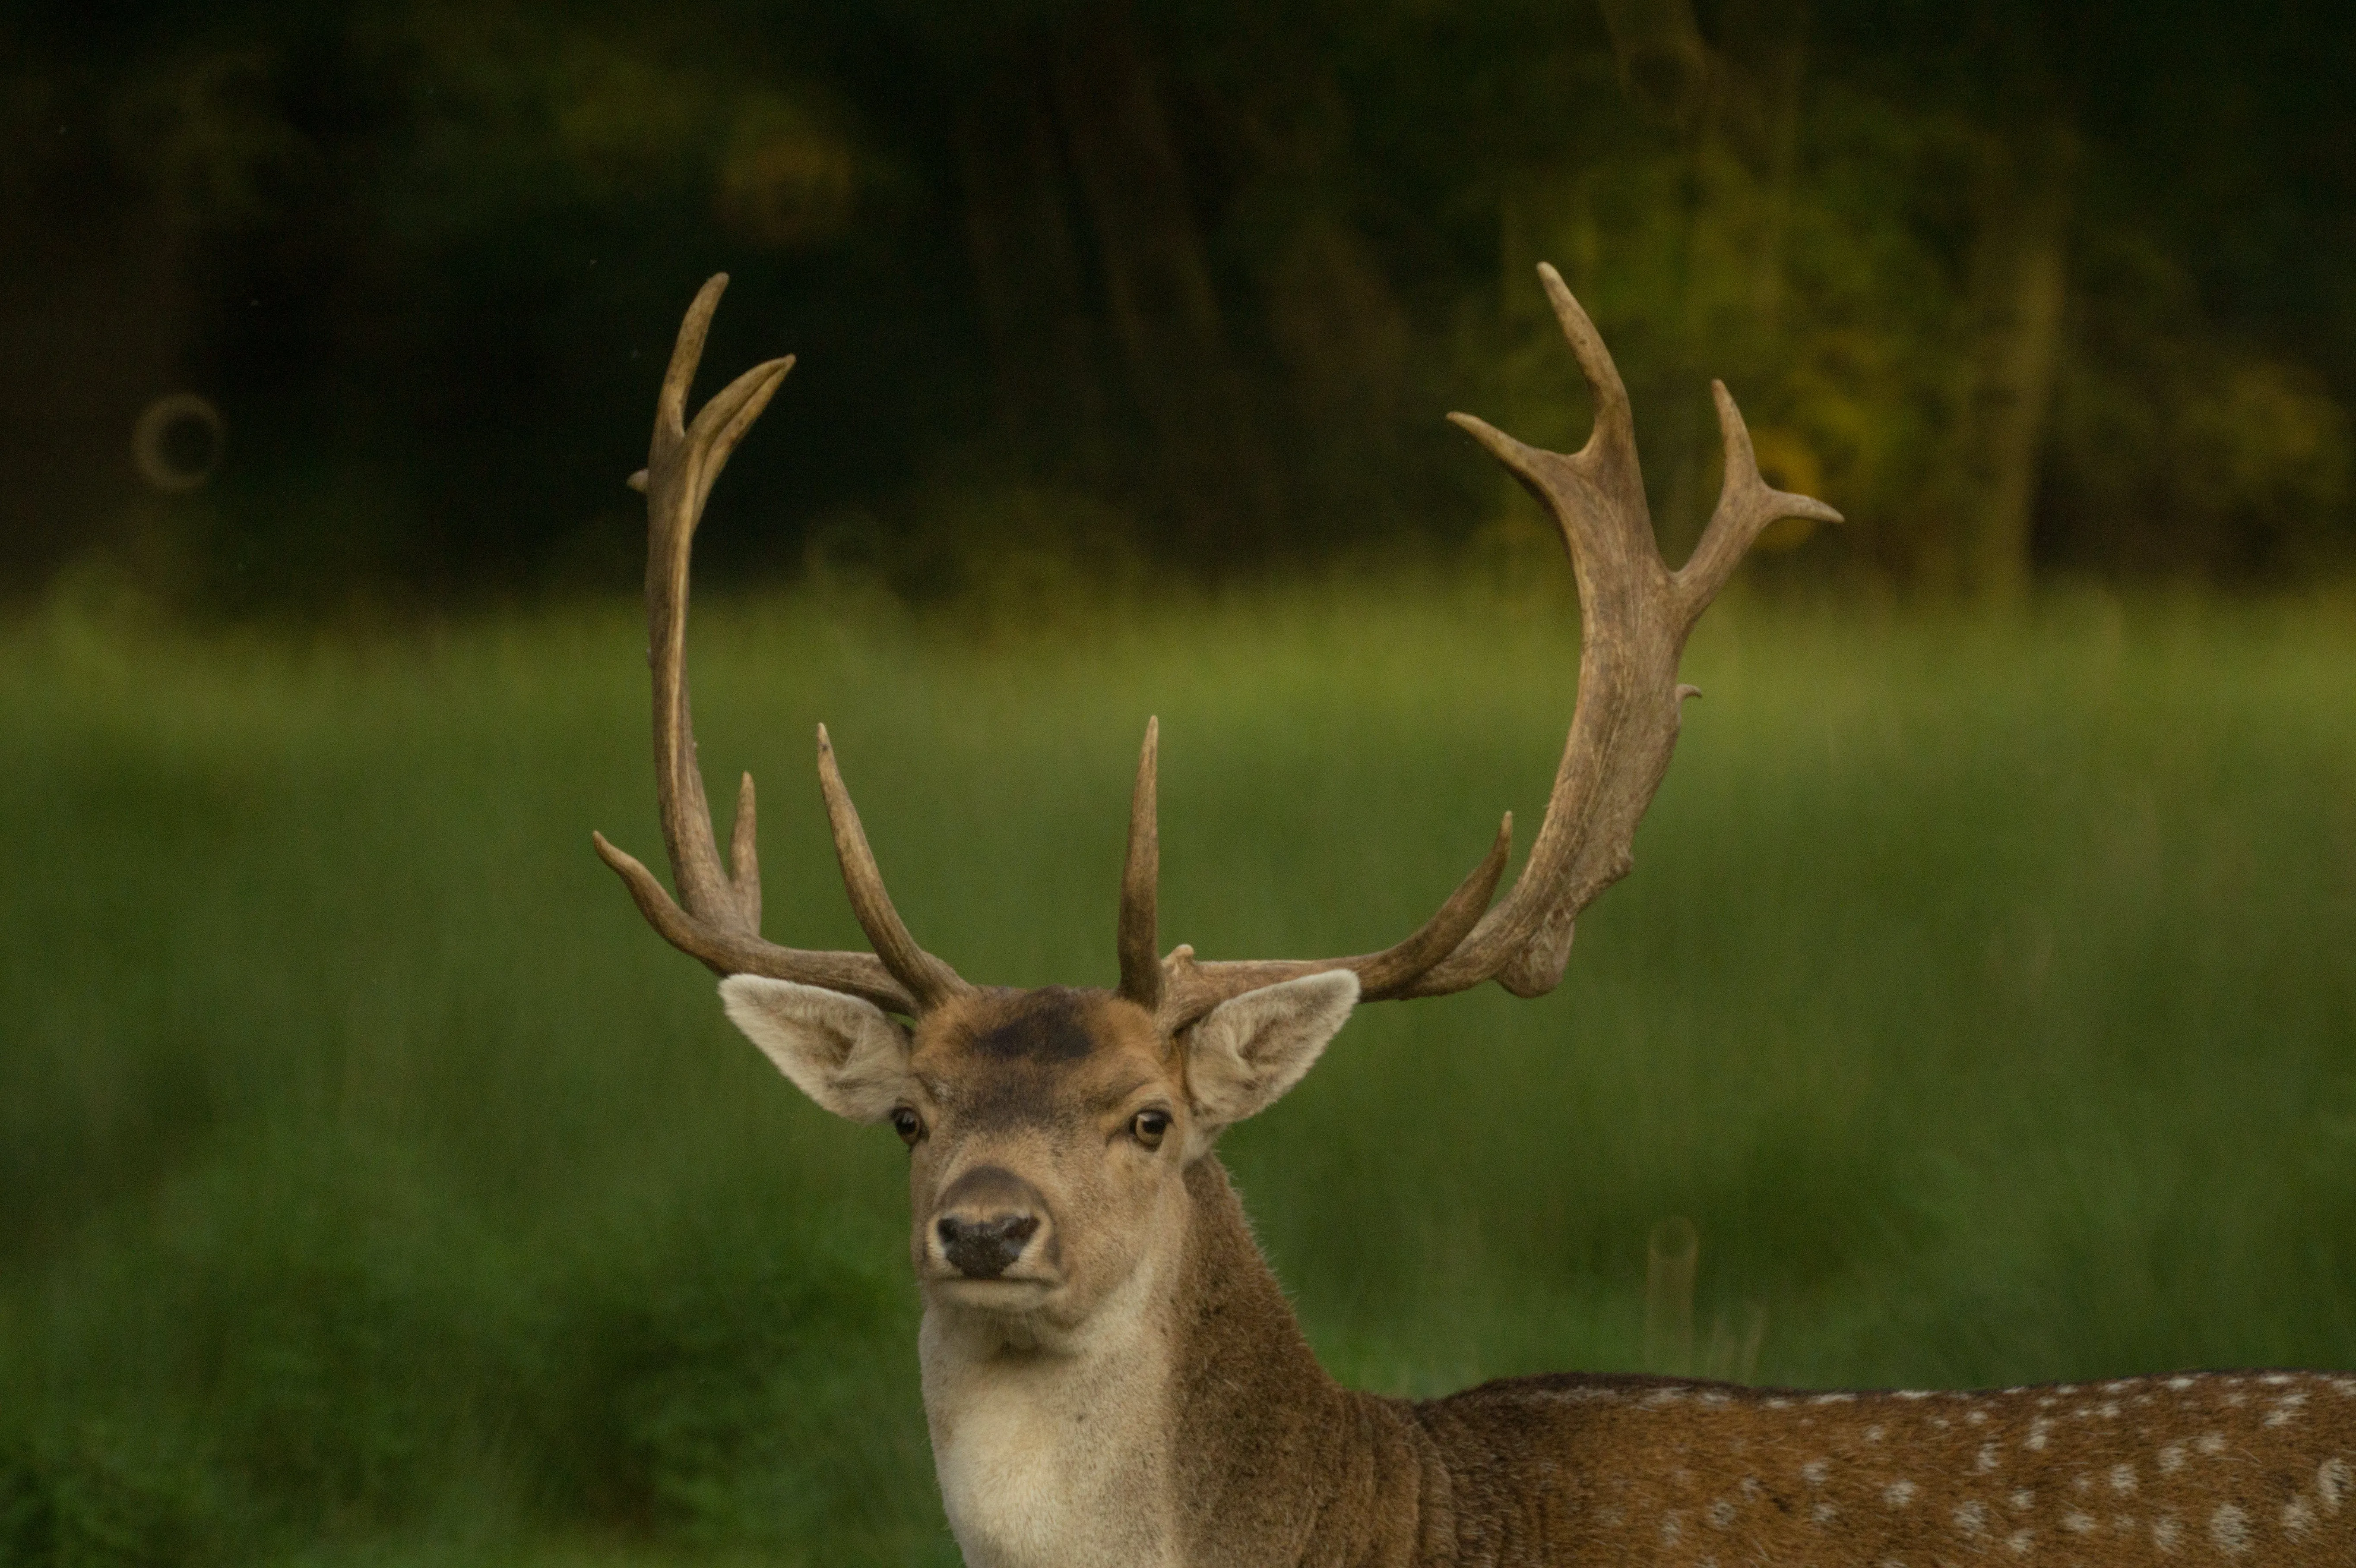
[0, 0, 2349, 608]
[1944, 118, 2075, 601]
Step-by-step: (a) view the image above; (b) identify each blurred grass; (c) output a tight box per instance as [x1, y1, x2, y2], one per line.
[2, 574, 2353, 1565]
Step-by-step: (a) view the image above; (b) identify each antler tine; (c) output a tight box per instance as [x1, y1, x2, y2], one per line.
[1117, 718, 1163, 1010]
[1147, 262, 1837, 1026]
[728, 771, 762, 932]
[1153, 812, 1514, 1032]
[1675, 380, 1844, 620]
[1447, 262, 1654, 566]
[594, 274, 924, 1017]
[815, 726, 972, 1010]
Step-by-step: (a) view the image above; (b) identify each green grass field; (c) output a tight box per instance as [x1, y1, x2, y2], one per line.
[3, 577, 2353, 1566]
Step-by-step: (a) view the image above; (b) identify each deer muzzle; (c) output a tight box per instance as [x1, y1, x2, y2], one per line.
[931, 1165, 1050, 1281]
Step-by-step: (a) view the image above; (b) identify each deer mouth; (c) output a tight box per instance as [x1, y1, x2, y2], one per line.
[926, 1270, 1062, 1312]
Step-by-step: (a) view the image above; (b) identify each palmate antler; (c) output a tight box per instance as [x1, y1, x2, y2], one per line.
[600, 267, 1837, 1030]
[1119, 263, 1841, 1031]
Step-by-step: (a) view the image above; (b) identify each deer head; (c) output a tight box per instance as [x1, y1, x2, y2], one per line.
[591, 268, 1837, 1338]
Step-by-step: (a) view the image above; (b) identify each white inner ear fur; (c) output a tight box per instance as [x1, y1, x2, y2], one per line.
[1182, 971, 1361, 1150]
[718, 976, 912, 1123]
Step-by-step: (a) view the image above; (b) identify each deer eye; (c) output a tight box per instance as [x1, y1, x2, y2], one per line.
[1130, 1109, 1172, 1150]
[890, 1108, 925, 1147]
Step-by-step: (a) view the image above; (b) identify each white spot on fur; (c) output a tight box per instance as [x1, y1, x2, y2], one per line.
[1812, 1502, 1838, 1525]
[1896, 1389, 1931, 1400]
[2010, 1489, 2036, 1513]
[2027, 1418, 2052, 1451]
[1968, 1408, 1990, 1426]
[2318, 1457, 2350, 1513]
[1955, 1502, 1990, 1533]
[2164, 1375, 2196, 1391]
[2283, 1497, 2315, 1535]
[2157, 1442, 2186, 1473]
[2063, 1510, 2096, 1533]
[2109, 1463, 2136, 1493]
[1885, 1481, 1917, 1508]
[1814, 1392, 1857, 1404]
[1661, 1511, 1683, 1544]
[2006, 1528, 2034, 1554]
[1699, 1389, 1733, 1406]
[2152, 1516, 2182, 1552]
[2261, 1373, 2296, 1385]
[2195, 1432, 2228, 1456]
[1709, 1499, 1738, 1529]
[1803, 1459, 1830, 1486]
[2209, 1504, 2250, 1554]
[1763, 1396, 1791, 1409]
[2098, 1400, 2121, 1418]
[1977, 1442, 2001, 1471]
[1865, 1424, 1886, 1444]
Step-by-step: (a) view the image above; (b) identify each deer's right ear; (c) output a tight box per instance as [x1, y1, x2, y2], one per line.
[719, 976, 912, 1122]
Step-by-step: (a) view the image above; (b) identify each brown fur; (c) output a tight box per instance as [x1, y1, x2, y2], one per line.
[1162, 1157, 2355, 1565]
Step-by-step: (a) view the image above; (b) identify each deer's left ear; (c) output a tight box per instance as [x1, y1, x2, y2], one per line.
[1182, 971, 1361, 1144]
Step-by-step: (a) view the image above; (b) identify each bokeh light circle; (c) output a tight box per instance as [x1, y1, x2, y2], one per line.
[132, 393, 226, 493]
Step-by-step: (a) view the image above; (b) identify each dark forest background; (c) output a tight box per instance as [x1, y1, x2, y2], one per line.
[4, 0, 2353, 611]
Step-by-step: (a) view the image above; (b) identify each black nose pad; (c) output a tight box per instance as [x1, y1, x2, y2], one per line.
[936, 1212, 1041, 1279]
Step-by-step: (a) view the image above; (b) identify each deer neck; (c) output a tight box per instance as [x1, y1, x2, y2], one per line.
[918, 1155, 1396, 1568]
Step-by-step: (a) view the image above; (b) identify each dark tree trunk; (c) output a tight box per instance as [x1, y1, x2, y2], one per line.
[952, 61, 1108, 480]
[1951, 120, 2075, 601]
[1048, 6, 1278, 557]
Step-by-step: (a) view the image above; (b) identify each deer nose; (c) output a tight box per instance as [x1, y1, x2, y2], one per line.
[936, 1212, 1040, 1278]
[932, 1165, 1049, 1280]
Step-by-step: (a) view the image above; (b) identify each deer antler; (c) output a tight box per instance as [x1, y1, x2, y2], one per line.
[1127, 263, 1840, 1031]
[592, 275, 971, 1015]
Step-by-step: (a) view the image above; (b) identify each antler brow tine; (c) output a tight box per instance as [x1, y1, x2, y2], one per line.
[1117, 718, 1165, 1010]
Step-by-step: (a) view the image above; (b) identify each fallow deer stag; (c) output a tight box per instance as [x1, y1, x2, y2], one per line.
[595, 271, 2354, 1567]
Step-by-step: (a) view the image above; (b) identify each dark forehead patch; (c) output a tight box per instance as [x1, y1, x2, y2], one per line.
[965, 987, 1101, 1063]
